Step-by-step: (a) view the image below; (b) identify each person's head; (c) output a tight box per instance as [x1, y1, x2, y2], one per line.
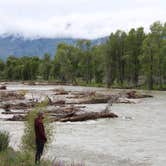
[37, 111, 44, 119]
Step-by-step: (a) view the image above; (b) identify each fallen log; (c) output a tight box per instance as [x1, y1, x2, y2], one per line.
[23, 81, 36, 85]
[67, 96, 111, 104]
[2, 111, 27, 115]
[83, 97, 109, 104]
[69, 91, 96, 98]
[0, 85, 6, 90]
[58, 112, 118, 122]
[126, 91, 153, 99]
[7, 115, 26, 121]
[53, 88, 69, 95]
[1, 102, 35, 110]
[54, 91, 69, 95]
[116, 98, 136, 104]
[0, 91, 25, 101]
[51, 100, 66, 105]
[50, 111, 76, 119]
[47, 105, 81, 114]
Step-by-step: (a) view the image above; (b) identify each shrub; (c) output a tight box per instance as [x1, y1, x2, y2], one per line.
[21, 99, 54, 152]
[0, 131, 9, 152]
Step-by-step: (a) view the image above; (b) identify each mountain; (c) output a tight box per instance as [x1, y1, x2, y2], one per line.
[0, 34, 107, 60]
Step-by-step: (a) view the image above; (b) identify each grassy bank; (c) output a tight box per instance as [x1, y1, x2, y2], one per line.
[0, 147, 85, 166]
[0, 148, 51, 166]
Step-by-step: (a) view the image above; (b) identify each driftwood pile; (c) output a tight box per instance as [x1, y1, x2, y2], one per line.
[5, 105, 118, 122]
[0, 86, 154, 122]
[0, 91, 25, 101]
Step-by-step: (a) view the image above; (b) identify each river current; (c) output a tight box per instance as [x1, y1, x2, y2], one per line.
[0, 84, 166, 166]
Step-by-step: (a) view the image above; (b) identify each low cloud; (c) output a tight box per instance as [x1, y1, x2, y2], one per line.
[0, 0, 165, 39]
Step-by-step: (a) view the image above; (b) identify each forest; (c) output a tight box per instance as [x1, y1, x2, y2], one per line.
[0, 21, 166, 90]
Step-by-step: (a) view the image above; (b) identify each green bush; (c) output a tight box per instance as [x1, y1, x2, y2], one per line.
[0, 131, 9, 152]
[21, 100, 54, 152]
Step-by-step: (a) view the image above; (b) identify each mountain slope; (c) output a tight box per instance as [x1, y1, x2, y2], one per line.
[0, 35, 107, 60]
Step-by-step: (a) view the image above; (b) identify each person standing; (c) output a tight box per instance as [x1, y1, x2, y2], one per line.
[34, 112, 47, 164]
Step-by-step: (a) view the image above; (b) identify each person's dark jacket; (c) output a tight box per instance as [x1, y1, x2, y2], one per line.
[34, 117, 47, 143]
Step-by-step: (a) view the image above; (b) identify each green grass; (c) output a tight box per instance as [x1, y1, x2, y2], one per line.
[0, 148, 51, 166]
[0, 131, 9, 152]
[0, 148, 85, 166]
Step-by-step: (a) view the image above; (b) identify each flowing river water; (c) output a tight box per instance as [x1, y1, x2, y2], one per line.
[0, 84, 166, 166]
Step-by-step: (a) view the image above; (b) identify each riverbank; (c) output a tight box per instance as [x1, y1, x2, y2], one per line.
[1, 80, 166, 90]
[0, 147, 85, 166]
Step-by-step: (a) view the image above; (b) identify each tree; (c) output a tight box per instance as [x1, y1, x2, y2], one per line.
[104, 33, 117, 87]
[141, 34, 157, 90]
[91, 45, 104, 83]
[125, 27, 145, 86]
[41, 53, 52, 80]
[0, 59, 5, 79]
[5, 56, 19, 80]
[104, 31, 127, 87]
[54, 43, 80, 83]
[77, 40, 93, 84]
[150, 21, 164, 88]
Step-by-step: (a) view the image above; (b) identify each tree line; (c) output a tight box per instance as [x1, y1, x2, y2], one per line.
[0, 21, 166, 90]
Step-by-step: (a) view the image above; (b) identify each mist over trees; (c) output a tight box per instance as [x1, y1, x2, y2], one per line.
[0, 21, 166, 90]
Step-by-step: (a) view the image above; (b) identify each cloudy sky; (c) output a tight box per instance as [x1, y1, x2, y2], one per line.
[0, 0, 165, 39]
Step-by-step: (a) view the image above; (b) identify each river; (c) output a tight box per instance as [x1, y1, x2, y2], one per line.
[0, 84, 166, 166]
